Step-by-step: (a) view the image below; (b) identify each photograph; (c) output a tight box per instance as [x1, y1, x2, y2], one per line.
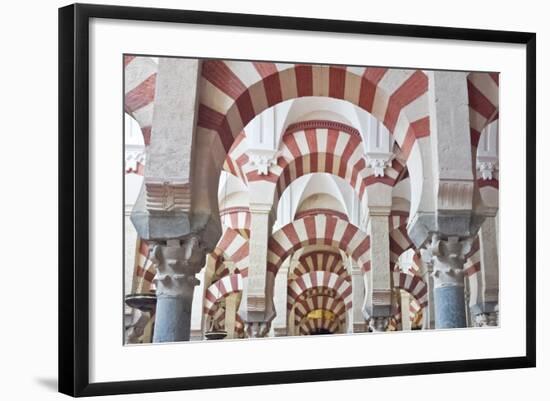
[123, 56, 500, 343]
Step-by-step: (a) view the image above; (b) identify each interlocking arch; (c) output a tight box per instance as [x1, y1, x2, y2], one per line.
[198, 62, 430, 156]
[267, 214, 371, 276]
[287, 271, 353, 311]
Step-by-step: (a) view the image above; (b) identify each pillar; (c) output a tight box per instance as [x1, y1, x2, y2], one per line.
[407, 71, 482, 330]
[363, 213, 392, 332]
[351, 261, 368, 333]
[272, 260, 289, 337]
[129, 58, 221, 342]
[246, 201, 273, 337]
[224, 293, 239, 339]
[151, 237, 206, 342]
[470, 216, 499, 327]
[419, 252, 436, 329]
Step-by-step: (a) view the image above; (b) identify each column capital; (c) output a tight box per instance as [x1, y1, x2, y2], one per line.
[473, 311, 498, 327]
[423, 234, 473, 288]
[365, 152, 394, 178]
[245, 320, 271, 338]
[151, 236, 207, 298]
[246, 148, 279, 176]
[368, 316, 390, 332]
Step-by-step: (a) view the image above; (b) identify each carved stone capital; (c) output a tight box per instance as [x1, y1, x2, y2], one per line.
[477, 161, 498, 181]
[247, 149, 279, 176]
[424, 234, 473, 288]
[245, 321, 271, 338]
[369, 316, 391, 332]
[125, 145, 146, 173]
[151, 236, 207, 298]
[365, 152, 394, 178]
[473, 311, 498, 327]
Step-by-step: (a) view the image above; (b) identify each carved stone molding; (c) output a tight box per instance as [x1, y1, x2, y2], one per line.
[437, 179, 474, 210]
[145, 179, 191, 213]
[285, 120, 361, 138]
[150, 237, 207, 298]
[353, 322, 369, 333]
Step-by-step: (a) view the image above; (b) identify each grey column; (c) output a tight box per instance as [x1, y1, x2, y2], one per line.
[151, 237, 206, 342]
[425, 235, 473, 329]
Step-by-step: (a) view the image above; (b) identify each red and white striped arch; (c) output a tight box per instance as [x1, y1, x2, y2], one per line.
[222, 132, 249, 183]
[220, 207, 251, 239]
[274, 123, 406, 199]
[293, 293, 347, 326]
[203, 272, 244, 316]
[293, 250, 349, 281]
[287, 271, 353, 311]
[124, 56, 157, 145]
[464, 236, 481, 277]
[467, 72, 499, 150]
[390, 296, 423, 328]
[211, 226, 249, 281]
[132, 238, 156, 292]
[209, 307, 245, 337]
[298, 317, 340, 335]
[388, 211, 415, 271]
[198, 61, 430, 159]
[267, 214, 371, 278]
[392, 271, 428, 307]
[223, 121, 407, 198]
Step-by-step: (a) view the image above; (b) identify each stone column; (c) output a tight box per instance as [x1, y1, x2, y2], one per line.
[419, 253, 436, 329]
[129, 58, 221, 342]
[351, 262, 368, 333]
[224, 293, 239, 339]
[246, 201, 273, 337]
[363, 213, 392, 332]
[272, 261, 289, 337]
[424, 235, 473, 329]
[470, 216, 499, 327]
[150, 237, 206, 342]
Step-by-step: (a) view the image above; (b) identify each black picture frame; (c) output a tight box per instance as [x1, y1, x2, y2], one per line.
[58, 3, 536, 397]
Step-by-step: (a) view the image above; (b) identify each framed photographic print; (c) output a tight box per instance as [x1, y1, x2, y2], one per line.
[58, 3, 536, 397]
